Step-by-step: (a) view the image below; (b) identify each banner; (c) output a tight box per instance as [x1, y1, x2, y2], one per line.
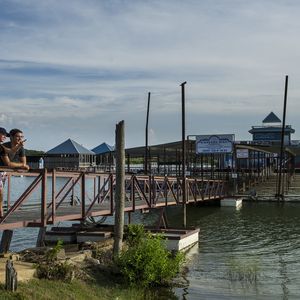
[196, 134, 234, 154]
[236, 149, 249, 159]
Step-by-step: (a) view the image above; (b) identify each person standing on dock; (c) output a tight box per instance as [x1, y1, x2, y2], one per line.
[0, 127, 10, 217]
[0, 128, 29, 217]
[1, 128, 29, 171]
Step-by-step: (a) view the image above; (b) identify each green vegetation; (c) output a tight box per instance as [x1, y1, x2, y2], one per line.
[226, 258, 260, 283]
[0, 227, 185, 299]
[25, 149, 45, 156]
[0, 263, 179, 300]
[0, 278, 178, 300]
[36, 241, 75, 282]
[118, 224, 185, 287]
[125, 157, 143, 164]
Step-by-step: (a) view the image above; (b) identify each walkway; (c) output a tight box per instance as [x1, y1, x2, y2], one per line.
[0, 170, 228, 230]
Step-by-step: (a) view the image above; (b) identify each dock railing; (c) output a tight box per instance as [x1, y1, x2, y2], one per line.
[0, 169, 228, 229]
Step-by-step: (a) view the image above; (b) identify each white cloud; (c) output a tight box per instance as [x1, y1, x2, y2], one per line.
[0, 0, 300, 150]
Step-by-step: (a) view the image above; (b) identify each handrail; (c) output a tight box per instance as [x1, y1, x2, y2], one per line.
[0, 170, 228, 229]
[0, 172, 43, 224]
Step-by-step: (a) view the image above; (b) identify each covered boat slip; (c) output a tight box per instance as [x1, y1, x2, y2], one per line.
[124, 139, 297, 176]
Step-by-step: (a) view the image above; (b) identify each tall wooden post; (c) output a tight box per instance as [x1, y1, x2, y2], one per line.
[41, 169, 47, 227]
[181, 81, 187, 228]
[145, 92, 151, 174]
[277, 75, 289, 199]
[113, 120, 125, 259]
[81, 172, 86, 220]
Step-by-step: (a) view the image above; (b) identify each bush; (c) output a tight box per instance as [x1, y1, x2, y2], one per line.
[36, 261, 74, 282]
[36, 240, 75, 282]
[117, 225, 185, 287]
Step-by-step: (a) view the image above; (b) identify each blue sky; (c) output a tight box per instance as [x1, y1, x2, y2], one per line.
[1, 0, 300, 151]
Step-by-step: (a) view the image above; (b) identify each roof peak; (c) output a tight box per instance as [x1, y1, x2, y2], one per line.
[91, 142, 114, 154]
[47, 138, 95, 155]
[262, 112, 281, 123]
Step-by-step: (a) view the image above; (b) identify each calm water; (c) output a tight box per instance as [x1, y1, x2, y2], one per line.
[169, 202, 300, 299]
[2, 177, 300, 299]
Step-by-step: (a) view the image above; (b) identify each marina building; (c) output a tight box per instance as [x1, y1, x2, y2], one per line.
[44, 138, 96, 169]
[91, 142, 114, 171]
[248, 112, 295, 144]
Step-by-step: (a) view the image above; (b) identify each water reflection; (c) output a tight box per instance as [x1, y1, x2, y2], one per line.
[164, 202, 300, 299]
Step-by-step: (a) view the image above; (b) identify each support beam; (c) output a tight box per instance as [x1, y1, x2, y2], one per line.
[0, 230, 13, 254]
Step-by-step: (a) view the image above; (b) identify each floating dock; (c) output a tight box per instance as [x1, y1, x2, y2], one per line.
[44, 225, 199, 252]
[221, 197, 243, 208]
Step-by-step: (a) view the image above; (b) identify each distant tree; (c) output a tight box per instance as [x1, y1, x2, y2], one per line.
[25, 149, 45, 156]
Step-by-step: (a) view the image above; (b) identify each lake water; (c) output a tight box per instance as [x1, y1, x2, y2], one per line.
[169, 202, 300, 299]
[2, 177, 300, 299]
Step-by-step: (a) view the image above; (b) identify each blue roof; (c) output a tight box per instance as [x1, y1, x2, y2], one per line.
[263, 112, 281, 123]
[47, 139, 95, 155]
[91, 142, 114, 155]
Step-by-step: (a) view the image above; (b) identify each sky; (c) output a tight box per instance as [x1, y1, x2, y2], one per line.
[1, 0, 300, 151]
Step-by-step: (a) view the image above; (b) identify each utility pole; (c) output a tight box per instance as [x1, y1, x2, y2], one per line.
[181, 81, 187, 228]
[277, 76, 288, 200]
[145, 92, 151, 174]
[113, 120, 125, 259]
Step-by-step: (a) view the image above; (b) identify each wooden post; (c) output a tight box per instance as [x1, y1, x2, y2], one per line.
[5, 260, 17, 292]
[93, 177, 96, 201]
[36, 227, 46, 247]
[181, 81, 187, 228]
[98, 175, 101, 203]
[277, 75, 289, 199]
[81, 173, 86, 220]
[113, 120, 125, 259]
[145, 92, 151, 174]
[52, 169, 56, 223]
[0, 230, 13, 254]
[41, 169, 47, 227]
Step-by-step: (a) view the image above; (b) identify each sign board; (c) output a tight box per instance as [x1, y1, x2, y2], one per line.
[236, 149, 249, 159]
[231, 173, 238, 179]
[196, 134, 234, 154]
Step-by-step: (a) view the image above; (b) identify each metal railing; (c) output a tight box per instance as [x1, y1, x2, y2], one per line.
[0, 169, 228, 229]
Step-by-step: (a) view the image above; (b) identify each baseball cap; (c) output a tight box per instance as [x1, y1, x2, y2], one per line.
[0, 127, 9, 137]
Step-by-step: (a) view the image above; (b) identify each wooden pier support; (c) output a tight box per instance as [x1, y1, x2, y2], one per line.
[0, 230, 13, 254]
[36, 227, 46, 247]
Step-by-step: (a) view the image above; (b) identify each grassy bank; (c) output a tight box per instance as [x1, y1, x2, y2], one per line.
[1, 226, 184, 299]
[0, 279, 147, 300]
[0, 277, 178, 300]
